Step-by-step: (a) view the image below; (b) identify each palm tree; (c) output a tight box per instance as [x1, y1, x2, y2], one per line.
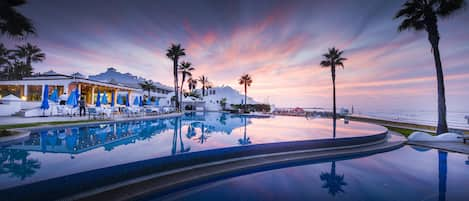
[187, 77, 198, 92]
[320, 47, 346, 120]
[178, 61, 194, 109]
[394, 0, 466, 134]
[14, 43, 45, 78]
[198, 75, 210, 96]
[320, 161, 347, 196]
[239, 74, 253, 111]
[166, 43, 186, 111]
[0, 0, 36, 39]
[139, 80, 156, 101]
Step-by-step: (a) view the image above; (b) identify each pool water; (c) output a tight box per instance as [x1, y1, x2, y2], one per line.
[0, 112, 384, 189]
[152, 146, 469, 201]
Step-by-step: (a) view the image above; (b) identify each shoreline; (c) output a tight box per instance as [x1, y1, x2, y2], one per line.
[274, 113, 469, 135]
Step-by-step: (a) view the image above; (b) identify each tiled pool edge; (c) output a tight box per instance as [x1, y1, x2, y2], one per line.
[0, 129, 389, 201]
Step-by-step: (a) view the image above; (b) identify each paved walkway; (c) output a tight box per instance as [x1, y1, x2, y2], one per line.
[0, 113, 181, 126]
[0, 116, 89, 125]
[407, 141, 469, 155]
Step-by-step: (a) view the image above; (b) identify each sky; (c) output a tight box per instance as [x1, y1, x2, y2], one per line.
[3, 0, 469, 112]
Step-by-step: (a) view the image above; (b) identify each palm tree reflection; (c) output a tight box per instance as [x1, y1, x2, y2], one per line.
[238, 117, 251, 145]
[438, 150, 447, 201]
[195, 123, 210, 144]
[320, 161, 347, 196]
[0, 149, 41, 180]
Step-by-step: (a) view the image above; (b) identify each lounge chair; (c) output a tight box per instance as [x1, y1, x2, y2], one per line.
[88, 107, 103, 120]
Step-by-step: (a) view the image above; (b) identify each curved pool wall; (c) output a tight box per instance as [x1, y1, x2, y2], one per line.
[152, 145, 469, 201]
[0, 112, 389, 201]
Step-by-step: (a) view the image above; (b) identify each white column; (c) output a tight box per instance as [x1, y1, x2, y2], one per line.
[23, 84, 28, 100]
[91, 86, 96, 104]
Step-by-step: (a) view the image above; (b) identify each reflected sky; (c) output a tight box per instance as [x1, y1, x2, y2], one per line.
[0, 112, 384, 189]
[155, 146, 469, 201]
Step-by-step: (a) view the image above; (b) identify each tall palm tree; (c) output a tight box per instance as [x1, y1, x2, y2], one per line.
[139, 80, 156, 98]
[0, 0, 36, 39]
[178, 61, 194, 109]
[320, 161, 347, 196]
[14, 43, 45, 78]
[394, 0, 465, 134]
[320, 47, 346, 120]
[198, 75, 210, 96]
[166, 43, 186, 111]
[239, 74, 253, 111]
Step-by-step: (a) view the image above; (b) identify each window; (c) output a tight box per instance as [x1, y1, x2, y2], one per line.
[27, 85, 42, 101]
[0, 85, 24, 98]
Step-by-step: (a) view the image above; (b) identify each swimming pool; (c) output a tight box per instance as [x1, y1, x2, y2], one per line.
[151, 145, 469, 201]
[0, 112, 385, 191]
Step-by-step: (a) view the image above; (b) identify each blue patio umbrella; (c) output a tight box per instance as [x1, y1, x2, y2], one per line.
[133, 96, 140, 106]
[139, 96, 143, 107]
[117, 94, 123, 105]
[66, 89, 77, 106]
[146, 97, 151, 105]
[96, 90, 101, 107]
[154, 98, 159, 106]
[74, 88, 80, 107]
[50, 88, 59, 102]
[111, 92, 115, 107]
[125, 93, 130, 107]
[40, 85, 50, 110]
[101, 91, 108, 105]
[40, 85, 50, 116]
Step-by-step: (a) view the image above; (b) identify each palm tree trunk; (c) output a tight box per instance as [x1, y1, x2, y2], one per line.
[432, 44, 448, 134]
[244, 84, 247, 111]
[332, 66, 337, 120]
[180, 75, 185, 111]
[173, 59, 179, 111]
[429, 31, 448, 134]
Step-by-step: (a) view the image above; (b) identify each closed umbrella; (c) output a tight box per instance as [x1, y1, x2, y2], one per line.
[154, 99, 159, 106]
[146, 97, 151, 105]
[133, 96, 139, 106]
[117, 94, 123, 105]
[125, 93, 130, 107]
[40, 85, 50, 116]
[111, 92, 115, 107]
[66, 90, 77, 106]
[74, 88, 80, 107]
[50, 88, 59, 102]
[96, 90, 101, 107]
[101, 91, 108, 105]
[139, 96, 143, 107]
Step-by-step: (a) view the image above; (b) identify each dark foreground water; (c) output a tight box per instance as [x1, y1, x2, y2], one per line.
[153, 146, 469, 201]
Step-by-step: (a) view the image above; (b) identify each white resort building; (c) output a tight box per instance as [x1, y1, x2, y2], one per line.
[0, 68, 173, 116]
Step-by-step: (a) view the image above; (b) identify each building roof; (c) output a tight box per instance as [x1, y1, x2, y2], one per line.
[88, 67, 173, 91]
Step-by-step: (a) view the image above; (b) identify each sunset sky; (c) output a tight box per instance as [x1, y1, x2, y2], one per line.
[5, 0, 469, 111]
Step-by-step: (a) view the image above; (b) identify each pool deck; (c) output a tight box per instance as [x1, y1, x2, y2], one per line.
[407, 141, 469, 155]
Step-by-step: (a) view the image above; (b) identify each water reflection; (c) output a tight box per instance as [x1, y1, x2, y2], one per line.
[320, 161, 347, 196]
[0, 149, 40, 180]
[0, 112, 387, 187]
[439, 150, 447, 201]
[238, 117, 251, 145]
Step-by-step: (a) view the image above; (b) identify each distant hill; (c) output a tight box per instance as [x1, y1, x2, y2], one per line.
[88, 67, 172, 91]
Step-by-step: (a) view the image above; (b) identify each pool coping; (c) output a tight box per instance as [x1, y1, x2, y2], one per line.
[0, 127, 389, 201]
